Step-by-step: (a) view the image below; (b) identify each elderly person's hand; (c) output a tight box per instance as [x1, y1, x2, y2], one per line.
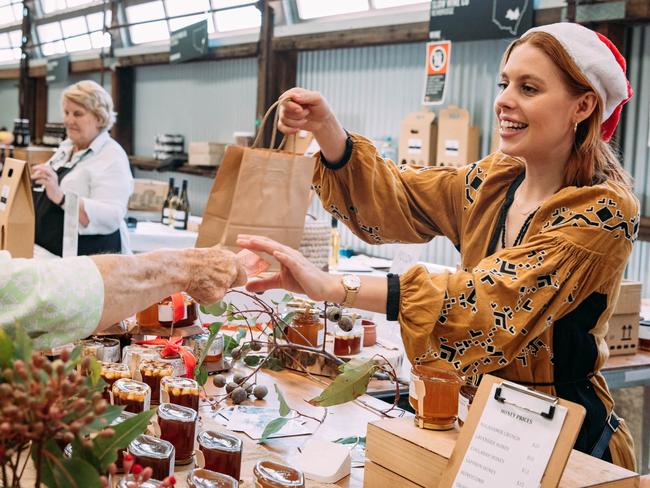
[184, 245, 247, 304]
[236, 234, 337, 301]
[277, 87, 336, 136]
[31, 164, 64, 205]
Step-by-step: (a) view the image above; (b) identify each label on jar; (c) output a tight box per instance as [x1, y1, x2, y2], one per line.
[458, 392, 470, 424]
[158, 303, 187, 322]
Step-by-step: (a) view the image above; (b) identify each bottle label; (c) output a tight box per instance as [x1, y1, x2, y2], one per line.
[162, 208, 170, 224]
[173, 211, 186, 229]
[458, 392, 470, 424]
[158, 303, 187, 322]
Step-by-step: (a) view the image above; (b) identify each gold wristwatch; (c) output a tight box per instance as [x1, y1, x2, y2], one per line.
[340, 274, 361, 308]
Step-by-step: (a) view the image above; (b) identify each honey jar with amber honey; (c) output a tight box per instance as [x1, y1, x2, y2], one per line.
[100, 362, 131, 402]
[285, 305, 323, 347]
[127, 435, 175, 481]
[197, 430, 242, 480]
[157, 402, 197, 464]
[253, 460, 304, 488]
[409, 364, 462, 430]
[187, 468, 238, 487]
[139, 359, 174, 405]
[112, 378, 151, 413]
[161, 376, 200, 412]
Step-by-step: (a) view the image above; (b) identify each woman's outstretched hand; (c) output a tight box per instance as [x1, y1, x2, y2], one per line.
[236, 234, 342, 303]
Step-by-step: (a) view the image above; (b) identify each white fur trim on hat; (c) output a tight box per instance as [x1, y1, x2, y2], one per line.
[523, 23, 628, 123]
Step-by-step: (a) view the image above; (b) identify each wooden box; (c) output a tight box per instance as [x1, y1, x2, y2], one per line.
[608, 281, 642, 356]
[364, 417, 639, 487]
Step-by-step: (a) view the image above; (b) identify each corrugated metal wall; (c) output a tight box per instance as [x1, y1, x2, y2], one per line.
[0, 79, 19, 128]
[298, 39, 510, 268]
[47, 72, 111, 123]
[622, 24, 650, 296]
[132, 57, 257, 157]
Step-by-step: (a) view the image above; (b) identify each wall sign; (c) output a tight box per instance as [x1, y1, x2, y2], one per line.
[170, 19, 208, 64]
[423, 40, 450, 106]
[46, 55, 70, 84]
[429, 0, 533, 42]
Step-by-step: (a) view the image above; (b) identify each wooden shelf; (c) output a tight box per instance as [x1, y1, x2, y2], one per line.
[129, 155, 217, 178]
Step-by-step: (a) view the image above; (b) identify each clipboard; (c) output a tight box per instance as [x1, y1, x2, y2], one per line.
[439, 374, 586, 488]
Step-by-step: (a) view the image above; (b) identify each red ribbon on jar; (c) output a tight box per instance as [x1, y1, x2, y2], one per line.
[135, 336, 197, 380]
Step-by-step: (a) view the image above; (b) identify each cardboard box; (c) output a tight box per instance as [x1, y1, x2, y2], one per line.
[398, 111, 437, 166]
[436, 105, 480, 167]
[128, 179, 168, 212]
[188, 142, 227, 167]
[0, 158, 35, 258]
[12, 146, 56, 165]
[607, 281, 642, 356]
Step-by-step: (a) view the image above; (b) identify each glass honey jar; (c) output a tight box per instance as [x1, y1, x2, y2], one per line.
[160, 376, 200, 412]
[187, 468, 238, 488]
[286, 308, 323, 347]
[333, 323, 363, 356]
[127, 435, 175, 481]
[158, 293, 198, 327]
[253, 461, 304, 488]
[157, 402, 197, 464]
[139, 359, 174, 405]
[457, 384, 478, 427]
[112, 378, 151, 413]
[409, 364, 462, 430]
[99, 362, 131, 402]
[197, 430, 242, 481]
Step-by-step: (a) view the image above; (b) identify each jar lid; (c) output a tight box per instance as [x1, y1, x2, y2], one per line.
[197, 430, 242, 452]
[158, 402, 197, 422]
[112, 378, 151, 399]
[254, 460, 304, 486]
[129, 434, 174, 460]
[161, 376, 199, 394]
[187, 468, 238, 488]
[139, 359, 174, 375]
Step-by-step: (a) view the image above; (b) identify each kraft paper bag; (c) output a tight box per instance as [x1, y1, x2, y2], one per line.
[196, 99, 316, 257]
[0, 158, 35, 258]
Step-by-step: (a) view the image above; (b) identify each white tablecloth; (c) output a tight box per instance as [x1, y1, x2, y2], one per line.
[128, 221, 197, 253]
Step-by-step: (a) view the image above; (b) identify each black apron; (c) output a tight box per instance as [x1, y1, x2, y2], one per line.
[34, 163, 121, 257]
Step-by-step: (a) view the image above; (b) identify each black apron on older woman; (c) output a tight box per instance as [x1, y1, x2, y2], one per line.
[34, 162, 120, 257]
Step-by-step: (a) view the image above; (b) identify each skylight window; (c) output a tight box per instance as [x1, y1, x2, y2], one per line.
[0, 28, 21, 62]
[373, 0, 429, 7]
[165, 0, 215, 33]
[0, 0, 23, 27]
[296, 0, 369, 20]
[213, 4, 260, 32]
[41, 0, 93, 14]
[126, 1, 169, 44]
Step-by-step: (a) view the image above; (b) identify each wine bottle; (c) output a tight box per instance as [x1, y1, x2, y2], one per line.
[166, 187, 179, 227]
[161, 177, 175, 225]
[173, 180, 190, 230]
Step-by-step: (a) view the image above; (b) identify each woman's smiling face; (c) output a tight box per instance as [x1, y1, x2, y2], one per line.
[494, 42, 583, 164]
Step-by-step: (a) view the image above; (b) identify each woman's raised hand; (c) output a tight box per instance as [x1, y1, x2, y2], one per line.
[278, 87, 335, 136]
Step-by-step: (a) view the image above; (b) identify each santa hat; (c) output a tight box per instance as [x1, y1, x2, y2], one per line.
[523, 23, 632, 142]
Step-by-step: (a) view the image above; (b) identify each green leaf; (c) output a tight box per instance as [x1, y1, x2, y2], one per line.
[274, 384, 291, 417]
[88, 357, 102, 388]
[71, 437, 101, 469]
[92, 408, 156, 471]
[223, 335, 239, 356]
[64, 346, 82, 373]
[243, 355, 261, 367]
[281, 293, 293, 303]
[236, 328, 247, 342]
[262, 357, 284, 372]
[195, 365, 208, 386]
[81, 405, 123, 436]
[308, 359, 378, 407]
[12, 324, 32, 362]
[208, 321, 223, 335]
[334, 436, 366, 448]
[200, 301, 228, 316]
[39, 439, 102, 488]
[279, 312, 295, 326]
[0, 329, 14, 369]
[259, 417, 289, 444]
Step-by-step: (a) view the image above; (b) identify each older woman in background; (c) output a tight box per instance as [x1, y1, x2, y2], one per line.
[31, 80, 133, 256]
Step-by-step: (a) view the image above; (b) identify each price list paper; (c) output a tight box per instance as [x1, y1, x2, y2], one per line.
[452, 383, 567, 488]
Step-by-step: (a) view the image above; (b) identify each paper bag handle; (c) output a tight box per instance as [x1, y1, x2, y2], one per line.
[252, 96, 297, 154]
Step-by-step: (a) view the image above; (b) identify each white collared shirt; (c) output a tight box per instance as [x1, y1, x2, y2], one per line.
[47, 131, 134, 253]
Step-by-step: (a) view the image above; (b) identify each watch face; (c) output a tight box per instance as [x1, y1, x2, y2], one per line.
[343, 274, 361, 290]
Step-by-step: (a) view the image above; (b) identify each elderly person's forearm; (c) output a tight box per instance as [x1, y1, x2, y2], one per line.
[91, 246, 245, 329]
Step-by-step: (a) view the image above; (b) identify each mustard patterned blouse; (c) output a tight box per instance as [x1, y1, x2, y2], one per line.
[313, 134, 639, 470]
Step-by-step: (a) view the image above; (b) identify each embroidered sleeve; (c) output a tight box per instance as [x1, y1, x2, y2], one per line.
[312, 133, 481, 247]
[398, 184, 639, 374]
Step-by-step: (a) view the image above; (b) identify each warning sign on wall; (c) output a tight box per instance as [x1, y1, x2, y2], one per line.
[423, 40, 451, 105]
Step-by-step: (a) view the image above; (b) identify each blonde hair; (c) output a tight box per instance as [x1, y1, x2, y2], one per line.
[502, 32, 633, 188]
[62, 80, 116, 131]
